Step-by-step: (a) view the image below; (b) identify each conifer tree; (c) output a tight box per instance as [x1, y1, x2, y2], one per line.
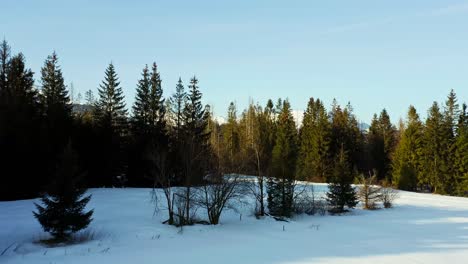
[454, 103, 468, 196]
[178, 76, 210, 224]
[0, 39, 10, 93]
[326, 146, 358, 214]
[443, 90, 459, 194]
[0, 46, 44, 200]
[422, 102, 450, 193]
[132, 64, 151, 135]
[94, 63, 128, 186]
[222, 102, 240, 171]
[34, 143, 93, 242]
[392, 106, 424, 190]
[267, 99, 297, 217]
[95, 63, 127, 133]
[297, 97, 331, 182]
[368, 109, 397, 181]
[170, 78, 186, 139]
[40, 52, 73, 184]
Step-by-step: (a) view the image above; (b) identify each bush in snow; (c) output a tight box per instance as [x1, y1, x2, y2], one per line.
[33, 143, 93, 243]
[379, 187, 399, 208]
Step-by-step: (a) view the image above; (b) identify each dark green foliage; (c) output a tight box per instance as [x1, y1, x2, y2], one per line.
[93, 63, 128, 186]
[268, 99, 297, 218]
[368, 109, 397, 181]
[33, 143, 93, 241]
[392, 106, 424, 191]
[329, 100, 364, 177]
[129, 63, 167, 186]
[0, 42, 46, 200]
[454, 103, 468, 196]
[297, 98, 331, 182]
[326, 146, 358, 214]
[421, 102, 451, 193]
[40, 52, 73, 183]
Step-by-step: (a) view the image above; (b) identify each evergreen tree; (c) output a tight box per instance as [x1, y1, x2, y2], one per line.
[392, 106, 424, 190]
[267, 99, 297, 217]
[132, 64, 151, 135]
[0, 46, 45, 200]
[178, 76, 210, 224]
[33, 143, 93, 242]
[222, 102, 241, 171]
[421, 102, 450, 193]
[297, 97, 331, 182]
[443, 89, 459, 194]
[329, 100, 363, 175]
[170, 77, 187, 139]
[40, 52, 73, 187]
[326, 146, 358, 214]
[368, 109, 397, 181]
[93, 63, 128, 186]
[0, 39, 10, 93]
[454, 103, 468, 196]
[95, 63, 127, 133]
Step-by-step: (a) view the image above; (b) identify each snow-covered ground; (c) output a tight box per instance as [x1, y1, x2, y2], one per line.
[1, 184, 468, 264]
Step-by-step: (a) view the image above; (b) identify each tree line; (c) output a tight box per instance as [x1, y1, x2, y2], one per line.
[1, 39, 467, 206]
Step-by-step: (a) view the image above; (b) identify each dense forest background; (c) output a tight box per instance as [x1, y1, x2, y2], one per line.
[1, 40, 467, 202]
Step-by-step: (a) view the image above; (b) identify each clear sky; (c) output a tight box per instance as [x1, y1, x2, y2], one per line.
[2, 0, 468, 123]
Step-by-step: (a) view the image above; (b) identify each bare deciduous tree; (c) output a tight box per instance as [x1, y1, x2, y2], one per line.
[357, 172, 382, 210]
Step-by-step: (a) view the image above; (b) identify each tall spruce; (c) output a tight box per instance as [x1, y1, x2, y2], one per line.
[94, 63, 128, 186]
[40, 52, 72, 184]
[368, 109, 397, 181]
[222, 102, 241, 172]
[267, 99, 297, 218]
[297, 97, 331, 182]
[422, 102, 450, 193]
[392, 106, 424, 190]
[0, 44, 44, 200]
[179, 76, 210, 224]
[443, 90, 459, 194]
[454, 103, 468, 196]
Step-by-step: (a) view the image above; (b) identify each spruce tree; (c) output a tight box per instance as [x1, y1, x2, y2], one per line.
[0, 47, 44, 200]
[454, 103, 468, 196]
[33, 143, 93, 242]
[132, 64, 151, 135]
[94, 63, 128, 186]
[368, 109, 397, 181]
[326, 146, 358, 214]
[443, 90, 459, 194]
[40, 52, 73, 189]
[422, 102, 450, 193]
[179, 76, 210, 224]
[268, 99, 297, 218]
[170, 77, 187, 139]
[297, 97, 331, 182]
[222, 102, 240, 172]
[392, 106, 424, 190]
[0, 39, 10, 93]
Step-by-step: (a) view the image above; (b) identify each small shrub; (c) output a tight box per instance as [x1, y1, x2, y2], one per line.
[380, 187, 399, 208]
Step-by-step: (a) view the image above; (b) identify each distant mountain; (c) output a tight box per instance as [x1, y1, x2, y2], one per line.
[359, 122, 370, 131]
[72, 103, 93, 114]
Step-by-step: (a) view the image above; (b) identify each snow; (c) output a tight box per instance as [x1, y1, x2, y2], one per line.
[1, 184, 468, 264]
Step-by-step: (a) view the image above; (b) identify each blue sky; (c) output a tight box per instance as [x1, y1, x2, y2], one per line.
[2, 0, 468, 123]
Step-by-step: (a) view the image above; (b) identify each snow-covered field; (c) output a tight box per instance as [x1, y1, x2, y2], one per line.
[1, 184, 468, 264]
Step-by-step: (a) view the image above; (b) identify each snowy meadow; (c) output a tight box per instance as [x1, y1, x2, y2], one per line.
[1, 184, 468, 264]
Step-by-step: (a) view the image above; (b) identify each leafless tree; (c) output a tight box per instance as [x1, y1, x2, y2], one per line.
[357, 172, 382, 210]
[380, 186, 399, 208]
